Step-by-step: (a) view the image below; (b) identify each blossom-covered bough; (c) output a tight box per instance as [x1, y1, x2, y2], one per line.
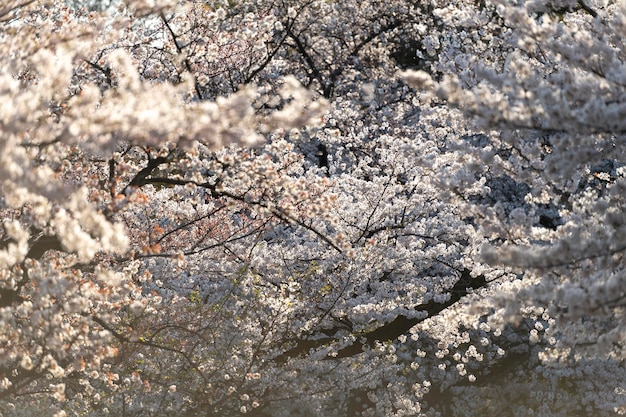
[2, 0, 626, 416]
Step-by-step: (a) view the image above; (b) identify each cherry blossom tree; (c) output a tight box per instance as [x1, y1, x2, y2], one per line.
[404, 0, 626, 414]
[2, 0, 626, 416]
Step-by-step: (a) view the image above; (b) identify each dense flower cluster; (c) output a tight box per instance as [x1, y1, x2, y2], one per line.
[1, 0, 625, 416]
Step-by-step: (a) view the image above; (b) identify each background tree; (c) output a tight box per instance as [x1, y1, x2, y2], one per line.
[2, 0, 626, 416]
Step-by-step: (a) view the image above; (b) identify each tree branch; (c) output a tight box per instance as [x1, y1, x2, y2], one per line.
[275, 269, 488, 362]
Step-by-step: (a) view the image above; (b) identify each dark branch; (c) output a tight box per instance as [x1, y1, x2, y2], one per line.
[125, 156, 168, 190]
[160, 12, 204, 100]
[286, 28, 332, 97]
[578, 0, 598, 18]
[275, 269, 488, 362]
